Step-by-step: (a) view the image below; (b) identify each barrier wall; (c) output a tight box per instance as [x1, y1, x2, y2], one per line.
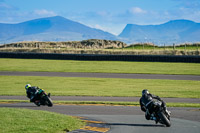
[0, 52, 199, 63]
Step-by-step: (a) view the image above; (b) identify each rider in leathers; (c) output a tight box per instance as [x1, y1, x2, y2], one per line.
[25, 84, 41, 106]
[140, 89, 168, 122]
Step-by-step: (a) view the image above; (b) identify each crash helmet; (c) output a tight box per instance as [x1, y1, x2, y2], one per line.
[142, 89, 149, 96]
[25, 84, 31, 90]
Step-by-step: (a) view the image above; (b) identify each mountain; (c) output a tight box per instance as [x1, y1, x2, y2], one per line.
[119, 19, 200, 45]
[1, 17, 200, 45]
[0, 16, 117, 44]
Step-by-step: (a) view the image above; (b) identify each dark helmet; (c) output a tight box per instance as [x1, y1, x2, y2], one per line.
[142, 89, 149, 96]
[25, 84, 31, 90]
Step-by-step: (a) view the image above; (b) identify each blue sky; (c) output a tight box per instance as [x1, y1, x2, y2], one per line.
[0, 0, 200, 35]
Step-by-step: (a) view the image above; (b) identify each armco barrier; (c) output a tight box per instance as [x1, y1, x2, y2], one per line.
[0, 52, 199, 63]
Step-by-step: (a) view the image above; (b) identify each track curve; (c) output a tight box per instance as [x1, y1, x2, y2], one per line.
[0, 103, 199, 133]
[0, 71, 200, 132]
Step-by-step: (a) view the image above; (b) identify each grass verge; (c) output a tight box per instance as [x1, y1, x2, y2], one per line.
[0, 58, 200, 75]
[0, 76, 200, 98]
[0, 108, 85, 133]
[0, 100, 199, 108]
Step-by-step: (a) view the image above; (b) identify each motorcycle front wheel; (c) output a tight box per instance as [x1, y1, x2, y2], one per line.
[44, 96, 53, 107]
[158, 112, 171, 127]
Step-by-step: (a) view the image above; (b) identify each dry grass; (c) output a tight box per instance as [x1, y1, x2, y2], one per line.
[0, 48, 199, 55]
[0, 40, 199, 55]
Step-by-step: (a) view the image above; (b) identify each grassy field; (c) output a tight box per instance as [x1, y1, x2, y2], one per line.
[0, 58, 200, 75]
[124, 44, 199, 50]
[0, 76, 199, 98]
[0, 56, 198, 132]
[0, 108, 85, 133]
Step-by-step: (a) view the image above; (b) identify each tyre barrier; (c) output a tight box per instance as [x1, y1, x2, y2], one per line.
[0, 52, 199, 63]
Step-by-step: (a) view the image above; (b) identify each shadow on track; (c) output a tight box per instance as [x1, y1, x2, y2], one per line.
[108, 123, 165, 127]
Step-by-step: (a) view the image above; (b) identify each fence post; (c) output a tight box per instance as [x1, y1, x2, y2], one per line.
[164, 44, 165, 50]
[185, 43, 186, 51]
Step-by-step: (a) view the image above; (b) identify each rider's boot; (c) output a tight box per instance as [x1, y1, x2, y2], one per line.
[150, 116, 159, 124]
[150, 114, 159, 124]
[150, 116, 156, 121]
[35, 100, 40, 106]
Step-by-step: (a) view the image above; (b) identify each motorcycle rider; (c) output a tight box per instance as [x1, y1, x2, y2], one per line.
[25, 84, 43, 106]
[139, 89, 169, 122]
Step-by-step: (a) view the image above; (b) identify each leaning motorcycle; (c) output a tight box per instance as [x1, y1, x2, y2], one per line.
[149, 100, 171, 127]
[34, 89, 53, 107]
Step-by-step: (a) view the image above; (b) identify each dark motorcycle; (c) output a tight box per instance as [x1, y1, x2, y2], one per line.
[34, 89, 53, 107]
[150, 100, 171, 127]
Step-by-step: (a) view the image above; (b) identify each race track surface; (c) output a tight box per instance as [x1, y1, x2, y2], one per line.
[0, 103, 200, 133]
[82, 115, 200, 133]
[0, 71, 200, 80]
[0, 96, 199, 103]
[0, 71, 200, 132]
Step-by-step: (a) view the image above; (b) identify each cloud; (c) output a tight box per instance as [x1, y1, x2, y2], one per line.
[0, 2, 18, 10]
[0, 9, 57, 23]
[97, 11, 108, 17]
[173, 0, 200, 9]
[0, 3, 11, 9]
[129, 7, 147, 14]
[0, 1, 20, 23]
[174, 8, 200, 22]
[33, 9, 57, 16]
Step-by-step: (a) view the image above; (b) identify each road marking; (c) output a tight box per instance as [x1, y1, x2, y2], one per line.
[71, 116, 110, 133]
[80, 126, 110, 132]
[83, 120, 105, 124]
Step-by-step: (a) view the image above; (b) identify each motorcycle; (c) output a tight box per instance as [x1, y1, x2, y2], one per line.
[149, 100, 171, 127]
[33, 89, 53, 107]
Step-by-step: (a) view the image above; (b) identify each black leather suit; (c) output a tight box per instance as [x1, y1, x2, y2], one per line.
[26, 86, 40, 102]
[140, 93, 166, 120]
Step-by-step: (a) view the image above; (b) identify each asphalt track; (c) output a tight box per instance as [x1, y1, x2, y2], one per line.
[0, 95, 199, 103]
[0, 71, 200, 80]
[0, 103, 200, 133]
[0, 71, 200, 132]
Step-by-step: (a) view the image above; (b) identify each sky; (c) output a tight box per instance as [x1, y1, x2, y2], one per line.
[0, 0, 200, 35]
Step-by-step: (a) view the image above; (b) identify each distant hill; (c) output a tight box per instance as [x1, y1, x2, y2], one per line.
[0, 16, 117, 44]
[0, 17, 200, 45]
[1, 39, 127, 49]
[119, 19, 200, 45]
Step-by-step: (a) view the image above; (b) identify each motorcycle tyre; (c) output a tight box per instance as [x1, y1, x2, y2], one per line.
[158, 112, 171, 127]
[44, 96, 53, 107]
